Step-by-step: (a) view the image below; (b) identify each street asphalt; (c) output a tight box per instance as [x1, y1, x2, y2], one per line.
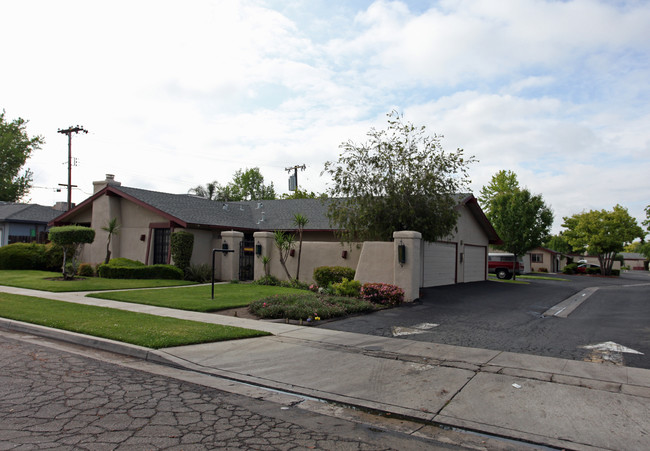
[1, 281, 649, 450]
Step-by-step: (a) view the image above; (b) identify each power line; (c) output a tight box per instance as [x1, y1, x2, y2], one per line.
[57, 125, 88, 211]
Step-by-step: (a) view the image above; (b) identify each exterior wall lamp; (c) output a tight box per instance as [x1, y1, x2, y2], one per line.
[398, 243, 406, 265]
[255, 243, 262, 256]
[341, 250, 348, 259]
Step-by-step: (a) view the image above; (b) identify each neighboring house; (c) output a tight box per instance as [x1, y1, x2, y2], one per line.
[0, 202, 61, 247]
[527, 247, 568, 273]
[50, 175, 500, 290]
[619, 252, 648, 271]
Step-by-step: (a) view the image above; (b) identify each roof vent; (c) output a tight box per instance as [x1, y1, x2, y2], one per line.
[257, 212, 265, 224]
[240, 205, 244, 211]
[222, 203, 229, 211]
[257, 202, 263, 209]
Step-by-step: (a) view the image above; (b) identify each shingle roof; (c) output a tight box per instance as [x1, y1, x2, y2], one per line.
[52, 185, 497, 242]
[56, 185, 335, 231]
[0, 203, 61, 224]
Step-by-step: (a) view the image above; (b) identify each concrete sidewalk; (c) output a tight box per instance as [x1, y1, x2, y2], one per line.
[1, 285, 649, 450]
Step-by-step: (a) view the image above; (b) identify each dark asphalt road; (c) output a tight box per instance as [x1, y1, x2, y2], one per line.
[321, 272, 650, 369]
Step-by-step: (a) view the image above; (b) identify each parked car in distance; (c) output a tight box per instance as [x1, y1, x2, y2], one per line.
[577, 263, 600, 274]
[488, 253, 524, 280]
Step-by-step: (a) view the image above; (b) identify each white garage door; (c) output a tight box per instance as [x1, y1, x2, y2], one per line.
[422, 241, 457, 287]
[464, 245, 486, 282]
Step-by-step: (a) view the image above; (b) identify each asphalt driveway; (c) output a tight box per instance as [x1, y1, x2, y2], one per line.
[321, 272, 650, 369]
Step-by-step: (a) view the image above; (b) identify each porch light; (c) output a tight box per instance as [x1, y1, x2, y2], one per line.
[255, 243, 262, 255]
[341, 250, 347, 259]
[398, 243, 406, 265]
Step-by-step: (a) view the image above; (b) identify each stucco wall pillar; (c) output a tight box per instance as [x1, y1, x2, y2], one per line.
[253, 231, 274, 280]
[220, 231, 244, 281]
[393, 231, 422, 302]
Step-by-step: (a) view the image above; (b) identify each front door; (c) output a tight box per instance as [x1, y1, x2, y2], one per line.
[153, 228, 170, 264]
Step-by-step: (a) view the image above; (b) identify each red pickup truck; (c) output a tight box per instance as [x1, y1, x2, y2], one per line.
[488, 253, 524, 279]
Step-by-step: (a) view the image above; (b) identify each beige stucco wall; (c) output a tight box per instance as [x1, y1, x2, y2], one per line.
[256, 237, 360, 284]
[354, 242, 394, 285]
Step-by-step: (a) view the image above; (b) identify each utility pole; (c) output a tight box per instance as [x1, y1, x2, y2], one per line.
[57, 125, 88, 211]
[285, 164, 306, 192]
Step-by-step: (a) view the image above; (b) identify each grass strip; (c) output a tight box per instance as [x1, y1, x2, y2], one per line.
[88, 284, 308, 312]
[518, 274, 569, 281]
[0, 270, 195, 292]
[488, 275, 529, 284]
[0, 292, 269, 348]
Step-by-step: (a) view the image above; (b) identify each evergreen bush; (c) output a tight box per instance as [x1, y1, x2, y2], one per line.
[0, 242, 45, 269]
[313, 266, 355, 287]
[170, 230, 194, 272]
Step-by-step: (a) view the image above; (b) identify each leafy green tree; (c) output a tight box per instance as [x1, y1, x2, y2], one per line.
[102, 217, 121, 264]
[478, 169, 520, 215]
[281, 189, 319, 199]
[543, 233, 572, 254]
[48, 226, 95, 280]
[562, 205, 644, 275]
[643, 205, 650, 235]
[293, 213, 309, 280]
[488, 189, 553, 279]
[229, 167, 276, 201]
[188, 168, 276, 202]
[323, 111, 475, 242]
[0, 110, 44, 201]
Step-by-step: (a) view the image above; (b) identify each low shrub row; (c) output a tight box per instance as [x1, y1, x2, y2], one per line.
[97, 258, 183, 280]
[248, 293, 375, 321]
[0, 242, 62, 271]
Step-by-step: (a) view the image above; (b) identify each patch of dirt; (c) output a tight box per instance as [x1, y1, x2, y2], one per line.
[214, 307, 260, 320]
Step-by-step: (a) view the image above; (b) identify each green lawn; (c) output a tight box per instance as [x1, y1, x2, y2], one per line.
[0, 270, 195, 292]
[88, 283, 308, 312]
[0, 292, 269, 348]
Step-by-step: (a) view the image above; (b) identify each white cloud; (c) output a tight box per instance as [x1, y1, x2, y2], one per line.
[1, 0, 648, 235]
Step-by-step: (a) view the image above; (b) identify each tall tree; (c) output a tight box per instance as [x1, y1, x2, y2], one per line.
[562, 205, 644, 275]
[188, 181, 222, 200]
[323, 110, 475, 242]
[230, 167, 276, 201]
[543, 233, 572, 254]
[188, 168, 276, 202]
[0, 110, 44, 201]
[488, 188, 554, 279]
[478, 169, 520, 215]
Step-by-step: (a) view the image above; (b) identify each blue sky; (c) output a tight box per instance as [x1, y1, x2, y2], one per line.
[1, 0, 649, 234]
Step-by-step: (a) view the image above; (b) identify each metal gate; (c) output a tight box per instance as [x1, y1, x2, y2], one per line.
[239, 240, 255, 281]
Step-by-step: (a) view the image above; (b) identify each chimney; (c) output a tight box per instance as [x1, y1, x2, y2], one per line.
[93, 174, 122, 194]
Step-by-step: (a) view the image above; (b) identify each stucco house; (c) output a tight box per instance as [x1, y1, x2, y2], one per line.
[619, 252, 648, 271]
[527, 246, 568, 273]
[50, 175, 500, 292]
[0, 201, 61, 247]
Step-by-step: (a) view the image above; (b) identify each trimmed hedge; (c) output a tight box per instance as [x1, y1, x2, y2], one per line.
[0, 243, 44, 270]
[313, 266, 356, 287]
[48, 225, 95, 246]
[97, 263, 183, 280]
[0, 242, 63, 271]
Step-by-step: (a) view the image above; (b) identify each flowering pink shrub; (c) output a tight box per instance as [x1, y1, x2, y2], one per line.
[360, 283, 404, 306]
